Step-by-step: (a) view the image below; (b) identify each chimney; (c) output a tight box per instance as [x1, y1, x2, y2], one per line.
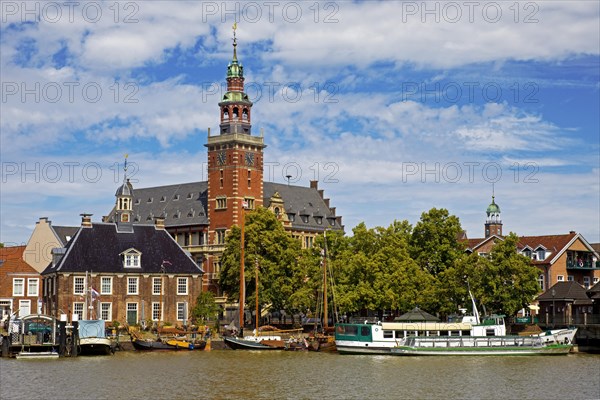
[80, 213, 93, 228]
[310, 180, 318, 189]
[154, 217, 165, 230]
[569, 230, 576, 234]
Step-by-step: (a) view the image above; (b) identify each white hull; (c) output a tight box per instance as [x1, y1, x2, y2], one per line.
[533, 328, 577, 345]
[79, 337, 113, 355]
[16, 351, 59, 359]
[336, 342, 393, 355]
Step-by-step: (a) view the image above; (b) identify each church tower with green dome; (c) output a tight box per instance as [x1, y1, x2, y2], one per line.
[484, 195, 502, 238]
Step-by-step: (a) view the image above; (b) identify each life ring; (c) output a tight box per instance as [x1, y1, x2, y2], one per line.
[578, 260, 584, 267]
[564, 338, 570, 344]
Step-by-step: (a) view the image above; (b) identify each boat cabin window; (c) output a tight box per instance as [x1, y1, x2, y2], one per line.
[360, 326, 371, 337]
[394, 330, 405, 339]
[486, 329, 495, 336]
[383, 330, 393, 339]
[337, 325, 358, 336]
[450, 331, 461, 336]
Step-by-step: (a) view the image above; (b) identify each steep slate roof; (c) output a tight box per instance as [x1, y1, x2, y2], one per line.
[264, 182, 342, 231]
[537, 282, 591, 304]
[0, 246, 38, 274]
[42, 223, 203, 275]
[52, 226, 79, 245]
[105, 180, 342, 231]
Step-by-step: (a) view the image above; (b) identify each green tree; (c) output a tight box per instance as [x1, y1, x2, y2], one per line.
[476, 233, 541, 316]
[409, 208, 465, 275]
[191, 291, 219, 324]
[334, 221, 436, 316]
[218, 207, 302, 315]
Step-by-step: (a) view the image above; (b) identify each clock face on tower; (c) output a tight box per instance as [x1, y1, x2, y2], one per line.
[217, 151, 226, 166]
[245, 152, 254, 166]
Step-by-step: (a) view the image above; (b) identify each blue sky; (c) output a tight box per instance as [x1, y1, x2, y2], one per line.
[1, 1, 599, 245]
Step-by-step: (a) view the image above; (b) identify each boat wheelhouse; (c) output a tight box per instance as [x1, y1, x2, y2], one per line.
[335, 315, 506, 355]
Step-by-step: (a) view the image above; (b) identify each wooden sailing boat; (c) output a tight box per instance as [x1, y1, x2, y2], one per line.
[307, 231, 339, 352]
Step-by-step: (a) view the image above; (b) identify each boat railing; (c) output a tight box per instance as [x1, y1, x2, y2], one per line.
[404, 335, 545, 348]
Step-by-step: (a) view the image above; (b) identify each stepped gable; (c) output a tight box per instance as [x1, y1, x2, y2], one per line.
[107, 181, 208, 227]
[264, 181, 342, 231]
[43, 223, 202, 275]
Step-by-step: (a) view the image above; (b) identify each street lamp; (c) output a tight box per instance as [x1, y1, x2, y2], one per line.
[551, 287, 556, 328]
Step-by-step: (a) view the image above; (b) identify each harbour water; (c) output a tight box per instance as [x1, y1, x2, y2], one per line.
[1, 350, 599, 400]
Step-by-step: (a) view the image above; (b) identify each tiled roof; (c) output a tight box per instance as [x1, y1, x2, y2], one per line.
[537, 281, 590, 301]
[0, 246, 39, 274]
[105, 181, 342, 232]
[42, 223, 203, 275]
[516, 233, 576, 255]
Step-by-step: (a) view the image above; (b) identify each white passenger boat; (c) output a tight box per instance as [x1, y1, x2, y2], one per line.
[335, 314, 507, 355]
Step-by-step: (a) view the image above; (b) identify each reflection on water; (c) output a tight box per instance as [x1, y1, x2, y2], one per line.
[1, 350, 599, 400]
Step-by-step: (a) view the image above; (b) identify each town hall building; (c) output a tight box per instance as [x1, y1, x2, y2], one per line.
[103, 30, 343, 300]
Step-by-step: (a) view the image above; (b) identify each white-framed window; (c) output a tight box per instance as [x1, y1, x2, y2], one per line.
[594, 277, 599, 284]
[557, 275, 564, 282]
[27, 278, 39, 296]
[177, 278, 188, 295]
[583, 276, 591, 288]
[127, 277, 139, 295]
[568, 275, 574, 282]
[152, 302, 162, 321]
[101, 277, 113, 295]
[18, 300, 31, 317]
[121, 248, 142, 268]
[537, 274, 545, 291]
[73, 302, 84, 320]
[12, 278, 24, 296]
[153, 277, 162, 295]
[177, 302, 187, 321]
[100, 303, 112, 321]
[73, 276, 86, 295]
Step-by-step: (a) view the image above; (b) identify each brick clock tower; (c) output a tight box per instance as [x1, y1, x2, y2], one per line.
[206, 27, 265, 246]
[484, 195, 502, 238]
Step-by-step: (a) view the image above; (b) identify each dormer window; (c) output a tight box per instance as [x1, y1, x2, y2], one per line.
[535, 247, 546, 260]
[160, 196, 166, 202]
[315, 216, 323, 225]
[121, 248, 142, 268]
[522, 248, 532, 258]
[301, 215, 309, 223]
[135, 199, 140, 205]
[187, 193, 193, 199]
[174, 194, 180, 201]
[147, 198, 153, 203]
[287, 213, 295, 222]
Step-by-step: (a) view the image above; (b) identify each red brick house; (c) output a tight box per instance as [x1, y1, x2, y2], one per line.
[41, 214, 203, 327]
[0, 246, 42, 319]
[466, 197, 600, 291]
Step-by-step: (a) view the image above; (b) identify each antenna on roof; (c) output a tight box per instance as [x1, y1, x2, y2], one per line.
[286, 175, 292, 186]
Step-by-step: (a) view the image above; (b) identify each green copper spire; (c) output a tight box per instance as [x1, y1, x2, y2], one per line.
[227, 22, 243, 78]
